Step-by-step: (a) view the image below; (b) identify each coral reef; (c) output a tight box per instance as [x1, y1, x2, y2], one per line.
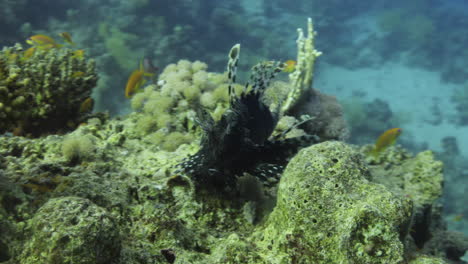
[0, 14, 464, 263]
[361, 144, 468, 263]
[365, 146, 443, 213]
[257, 141, 412, 263]
[283, 17, 322, 113]
[0, 117, 461, 263]
[292, 89, 350, 141]
[20, 197, 121, 264]
[0, 43, 97, 136]
[128, 59, 230, 151]
[61, 134, 96, 165]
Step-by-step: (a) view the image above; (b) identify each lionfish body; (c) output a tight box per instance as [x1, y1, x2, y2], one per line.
[177, 44, 317, 188]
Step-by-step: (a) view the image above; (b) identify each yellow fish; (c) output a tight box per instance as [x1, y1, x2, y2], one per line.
[372, 128, 402, 156]
[27, 34, 55, 46]
[71, 71, 85, 78]
[283, 60, 296, 73]
[452, 214, 464, 222]
[72, 49, 85, 59]
[58, 32, 75, 45]
[79, 97, 94, 113]
[26, 34, 62, 49]
[23, 47, 36, 59]
[125, 61, 154, 98]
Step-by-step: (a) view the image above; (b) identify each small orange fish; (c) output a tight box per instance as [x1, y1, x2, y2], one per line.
[58, 32, 75, 45]
[125, 61, 154, 98]
[72, 49, 85, 59]
[26, 34, 62, 50]
[72, 50, 84, 60]
[453, 214, 464, 222]
[26, 34, 55, 46]
[372, 128, 402, 156]
[23, 47, 36, 59]
[283, 60, 296, 73]
[71, 71, 85, 78]
[79, 97, 94, 113]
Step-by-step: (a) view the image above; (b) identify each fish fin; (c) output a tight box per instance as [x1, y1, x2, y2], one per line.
[143, 72, 155, 77]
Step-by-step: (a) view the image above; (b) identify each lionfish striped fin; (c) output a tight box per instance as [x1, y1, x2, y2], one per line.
[248, 61, 285, 96]
[227, 43, 241, 105]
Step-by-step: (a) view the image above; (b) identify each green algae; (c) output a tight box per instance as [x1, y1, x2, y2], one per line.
[0, 121, 453, 263]
[20, 196, 121, 264]
[409, 255, 448, 264]
[364, 145, 443, 215]
[255, 141, 412, 263]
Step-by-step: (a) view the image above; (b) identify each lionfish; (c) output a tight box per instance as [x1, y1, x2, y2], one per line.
[176, 44, 318, 189]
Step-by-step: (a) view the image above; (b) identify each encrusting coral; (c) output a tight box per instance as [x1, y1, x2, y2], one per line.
[256, 141, 413, 263]
[20, 196, 121, 264]
[0, 43, 97, 137]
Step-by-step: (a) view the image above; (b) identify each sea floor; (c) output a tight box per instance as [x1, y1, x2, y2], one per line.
[317, 61, 468, 156]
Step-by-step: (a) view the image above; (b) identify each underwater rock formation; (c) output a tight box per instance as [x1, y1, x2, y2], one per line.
[0, 115, 462, 263]
[257, 141, 412, 263]
[0, 43, 97, 137]
[365, 146, 443, 215]
[20, 196, 121, 264]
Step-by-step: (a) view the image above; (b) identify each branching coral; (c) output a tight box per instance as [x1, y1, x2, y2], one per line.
[283, 17, 322, 113]
[280, 18, 348, 141]
[0, 44, 97, 136]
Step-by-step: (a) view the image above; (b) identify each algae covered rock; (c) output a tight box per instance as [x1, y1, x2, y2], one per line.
[20, 196, 120, 264]
[366, 146, 443, 214]
[257, 141, 412, 263]
[364, 146, 445, 254]
[0, 43, 97, 137]
[206, 233, 263, 264]
[409, 255, 448, 264]
[383, 150, 442, 213]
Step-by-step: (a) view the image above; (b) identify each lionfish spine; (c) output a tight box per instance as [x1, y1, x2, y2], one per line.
[227, 43, 241, 104]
